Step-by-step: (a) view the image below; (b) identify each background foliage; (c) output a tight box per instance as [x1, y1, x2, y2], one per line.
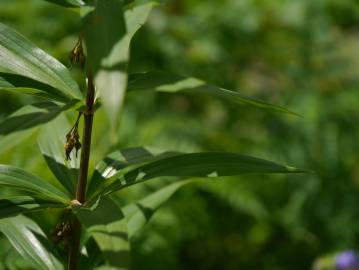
[0, 0, 358, 269]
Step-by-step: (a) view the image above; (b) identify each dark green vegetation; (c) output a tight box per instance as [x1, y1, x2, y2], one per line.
[0, 0, 358, 270]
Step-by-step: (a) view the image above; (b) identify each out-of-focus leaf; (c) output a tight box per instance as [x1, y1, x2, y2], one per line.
[87, 146, 178, 199]
[0, 128, 36, 154]
[82, 1, 156, 126]
[0, 165, 70, 203]
[43, 0, 86, 7]
[0, 215, 64, 270]
[102, 152, 308, 194]
[73, 197, 130, 269]
[122, 180, 192, 238]
[0, 23, 82, 100]
[0, 73, 71, 103]
[0, 102, 69, 135]
[128, 71, 299, 116]
[38, 114, 80, 195]
[79, 238, 103, 270]
[0, 196, 65, 219]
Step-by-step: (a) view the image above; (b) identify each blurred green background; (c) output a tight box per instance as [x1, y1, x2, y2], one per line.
[1, 0, 359, 269]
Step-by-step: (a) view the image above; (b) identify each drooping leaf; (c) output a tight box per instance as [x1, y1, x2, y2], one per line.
[43, 0, 86, 7]
[0, 196, 65, 219]
[0, 101, 70, 136]
[102, 152, 308, 195]
[0, 73, 71, 103]
[122, 180, 192, 238]
[0, 215, 64, 270]
[73, 197, 130, 270]
[38, 114, 80, 195]
[87, 146, 179, 199]
[0, 165, 70, 203]
[0, 23, 82, 100]
[82, 1, 156, 126]
[128, 71, 299, 116]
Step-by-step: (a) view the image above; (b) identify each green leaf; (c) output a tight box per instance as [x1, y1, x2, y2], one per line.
[0, 165, 70, 203]
[0, 196, 65, 219]
[102, 152, 308, 194]
[73, 197, 130, 270]
[43, 0, 86, 7]
[0, 73, 71, 103]
[0, 215, 64, 270]
[0, 101, 69, 135]
[38, 114, 80, 195]
[82, 1, 156, 126]
[0, 23, 82, 100]
[122, 180, 192, 238]
[0, 128, 36, 155]
[87, 146, 178, 199]
[128, 71, 300, 116]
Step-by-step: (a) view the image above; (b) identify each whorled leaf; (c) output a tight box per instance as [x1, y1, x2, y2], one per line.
[73, 197, 130, 270]
[0, 165, 70, 203]
[128, 71, 300, 116]
[0, 215, 64, 270]
[0, 23, 82, 101]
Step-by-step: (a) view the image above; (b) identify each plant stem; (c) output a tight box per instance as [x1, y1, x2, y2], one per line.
[68, 70, 95, 270]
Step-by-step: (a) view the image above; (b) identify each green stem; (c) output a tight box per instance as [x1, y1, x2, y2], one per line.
[68, 70, 95, 270]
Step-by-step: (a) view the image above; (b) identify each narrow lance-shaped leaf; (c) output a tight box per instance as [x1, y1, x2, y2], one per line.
[87, 146, 179, 199]
[0, 101, 70, 136]
[82, 1, 156, 126]
[0, 196, 65, 219]
[122, 180, 192, 238]
[0, 165, 70, 203]
[43, 0, 86, 7]
[0, 73, 72, 103]
[128, 71, 299, 116]
[38, 114, 80, 195]
[73, 197, 130, 270]
[0, 215, 64, 270]
[0, 23, 82, 100]
[102, 152, 308, 195]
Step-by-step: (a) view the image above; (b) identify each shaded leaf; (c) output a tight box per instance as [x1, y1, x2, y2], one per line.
[0, 196, 65, 219]
[0, 23, 82, 100]
[38, 114, 80, 195]
[102, 152, 308, 194]
[0, 128, 36, 154]
[0, 101, 69, 135]
[73, 197, 130, 269]
[82, 1, 156, 126]
[0, 73, 71, 103]
[0, 165, 70, 203]
[122, 180, 192, 238]
[0, 215, 64, 270]
[128, 71, 299, 116]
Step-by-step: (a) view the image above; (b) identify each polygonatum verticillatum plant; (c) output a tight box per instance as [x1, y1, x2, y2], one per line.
[0, 0, 309, 269]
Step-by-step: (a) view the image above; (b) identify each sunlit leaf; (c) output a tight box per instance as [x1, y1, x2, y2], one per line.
[0, 23, 82, 100]
[43, 0, 86, 7]
[102, 151, 308, 195]
[73, 197, 130, 269]
[0, 215, 64, 270]
[128, 71, 299, 116]
[38, 114, 80, 195]
[0, 165, 70, 203]
[0, 196, 65, 219]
